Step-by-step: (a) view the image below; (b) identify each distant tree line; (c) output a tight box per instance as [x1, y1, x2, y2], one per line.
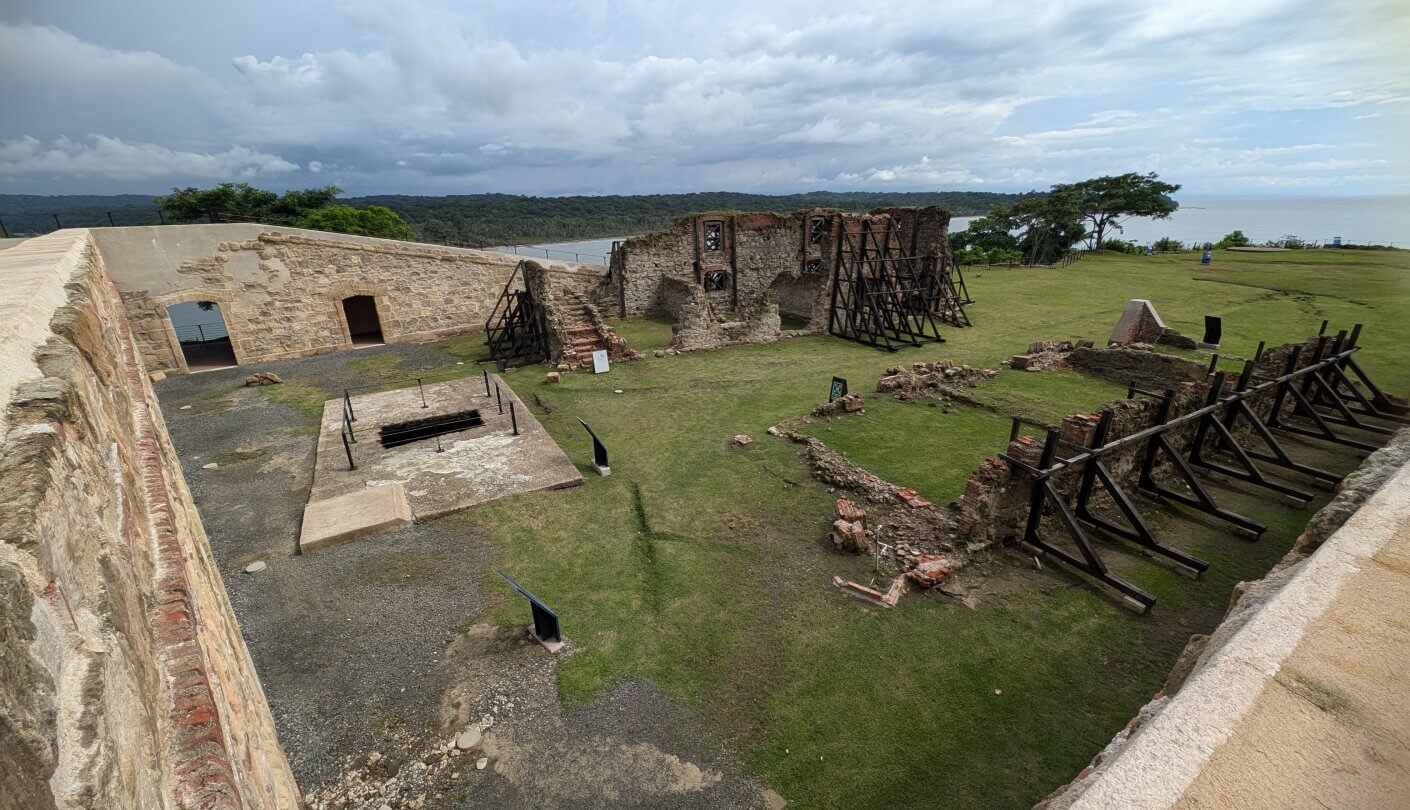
[347, 190, 1029, 246]
[2, 188, 1027, 244]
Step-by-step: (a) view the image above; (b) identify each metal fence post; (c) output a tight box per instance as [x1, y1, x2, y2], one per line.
[342, 428, 356, 470]
[496, 384, 503, 414]
[418, 377, 427, 408]
[510, 401, 519, 435]
[484, 369, 491, 397]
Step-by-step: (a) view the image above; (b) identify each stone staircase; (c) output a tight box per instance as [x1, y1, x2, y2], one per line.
[562, 296, 609, 368]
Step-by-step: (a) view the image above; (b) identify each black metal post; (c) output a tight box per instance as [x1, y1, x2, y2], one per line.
[0, 215, 8, 238]
[496, 383, 503, 414]
[106, 212, 116, 227]
[342, 428, 356, 470]
[343, 389, 356, 422]
[484, 369, 491, 397]
[157, 209, 166, 225]
[53, 214, 62, 230]
[510, 401, 519, 435]
[418, 378, 428, 408]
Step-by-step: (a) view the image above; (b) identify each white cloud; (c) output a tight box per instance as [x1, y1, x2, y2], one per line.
[1, 1, 1407, 194]
[0, 136, 298, 181]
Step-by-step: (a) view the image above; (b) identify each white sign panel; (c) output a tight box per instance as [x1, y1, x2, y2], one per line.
[592, 349, 610, 374]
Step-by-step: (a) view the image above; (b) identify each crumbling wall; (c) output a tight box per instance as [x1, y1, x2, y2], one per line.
[0, 231, 299, 809]
[105, 227, 526, 374]
[612, 206, 952, 336]
[521, 260, 636, 369]
[659, 277, 783, 352]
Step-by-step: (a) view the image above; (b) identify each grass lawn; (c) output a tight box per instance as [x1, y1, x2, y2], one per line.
[297, 248, 1410, 807]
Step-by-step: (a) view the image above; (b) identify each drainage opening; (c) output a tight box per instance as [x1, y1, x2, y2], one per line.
[379, 409, 484, 448]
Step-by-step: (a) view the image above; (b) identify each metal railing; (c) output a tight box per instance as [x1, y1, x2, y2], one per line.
[335, 369, 520, 470]
[172, 321, 230, 344]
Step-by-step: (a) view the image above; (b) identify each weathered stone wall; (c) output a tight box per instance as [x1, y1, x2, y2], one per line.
[0, 231, 299, 808]
[108, 229, 523, 374]
[612, 207, 951, 329]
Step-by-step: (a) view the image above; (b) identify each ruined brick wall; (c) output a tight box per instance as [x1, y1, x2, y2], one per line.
[104, 228, 527, 374]
[952, 339, 1328, 548]
[0, 231, 300, 809]
[614, 206, 950, 343]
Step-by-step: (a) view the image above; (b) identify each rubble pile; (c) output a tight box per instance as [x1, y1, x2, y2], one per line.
[812, 391, 866, 416]
[307, 717, 496, 809]
[876, 360, 997, 400]
[1006, 339, 1093, 372]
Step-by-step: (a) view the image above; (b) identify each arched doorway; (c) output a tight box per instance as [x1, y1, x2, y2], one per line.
[342, 296, 385, 346]
[167, 301, 237, 371]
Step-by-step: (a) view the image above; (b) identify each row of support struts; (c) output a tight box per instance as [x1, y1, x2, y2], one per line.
[1000, 322, 1406, 613]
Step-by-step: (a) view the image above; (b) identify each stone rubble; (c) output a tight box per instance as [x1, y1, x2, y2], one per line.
[243, 371, 284, 387]
[876, 360, 997, 400]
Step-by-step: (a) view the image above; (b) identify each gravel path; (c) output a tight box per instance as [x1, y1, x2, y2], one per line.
[155, 345, 769, 807]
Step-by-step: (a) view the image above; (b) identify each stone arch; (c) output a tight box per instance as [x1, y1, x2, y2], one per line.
[149, 289, 244, 374]
[326, 283, 397, 348]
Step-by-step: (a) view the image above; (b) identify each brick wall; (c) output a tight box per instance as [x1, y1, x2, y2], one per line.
[612, 207, 952, 324]
[0, 231, 300, 808]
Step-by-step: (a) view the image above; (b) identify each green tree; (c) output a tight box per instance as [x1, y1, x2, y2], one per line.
[951, 205, 1020, 252]
[1056, 172, 1180, 249]
[299, 205, 415, 240]
[1217, 230, 1251, 248]
[156, 183, 342, 224]
[1011, 188, 1087, 265]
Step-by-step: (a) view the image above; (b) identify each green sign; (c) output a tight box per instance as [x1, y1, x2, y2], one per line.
[829, 377, 848, 402]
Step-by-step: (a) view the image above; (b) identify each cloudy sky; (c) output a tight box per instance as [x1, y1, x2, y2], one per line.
[2, 0, 1407, 197]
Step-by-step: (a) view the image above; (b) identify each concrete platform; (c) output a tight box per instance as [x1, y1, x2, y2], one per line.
[305, 374, 582, 534]
[299, 482, 414, 553]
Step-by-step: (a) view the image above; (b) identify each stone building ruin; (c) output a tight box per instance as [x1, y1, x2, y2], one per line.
[603, 206, 970, 352]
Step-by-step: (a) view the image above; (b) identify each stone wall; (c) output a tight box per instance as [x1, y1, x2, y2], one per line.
[609, 207, 952, 353]
[104, 228, 525, 374]
[612, 207, 952, 327]
[0, 231, 299, 808]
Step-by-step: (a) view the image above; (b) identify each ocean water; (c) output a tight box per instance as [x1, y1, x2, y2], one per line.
[496, 195, 1410, 262]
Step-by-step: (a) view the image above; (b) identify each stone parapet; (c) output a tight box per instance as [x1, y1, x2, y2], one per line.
[0, 230, 299, 808]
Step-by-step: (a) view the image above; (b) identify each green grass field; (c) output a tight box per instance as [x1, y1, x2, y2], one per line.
[364, 248, 1407, 807]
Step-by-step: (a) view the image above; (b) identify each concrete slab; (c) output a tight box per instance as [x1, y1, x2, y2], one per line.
[306, 374, 582, 525]
[299, 482, 414, 553]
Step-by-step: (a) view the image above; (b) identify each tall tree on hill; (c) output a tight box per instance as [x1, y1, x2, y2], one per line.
[156, 183, 341, 224]
[1056, 172, 1180, 249]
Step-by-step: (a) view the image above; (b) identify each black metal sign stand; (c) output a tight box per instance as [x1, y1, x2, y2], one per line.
[578, 418, 610, 476]
[498, 570, 563, 652]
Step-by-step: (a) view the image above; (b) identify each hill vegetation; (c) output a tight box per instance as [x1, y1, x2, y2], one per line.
[1, 190, 1025, 244]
